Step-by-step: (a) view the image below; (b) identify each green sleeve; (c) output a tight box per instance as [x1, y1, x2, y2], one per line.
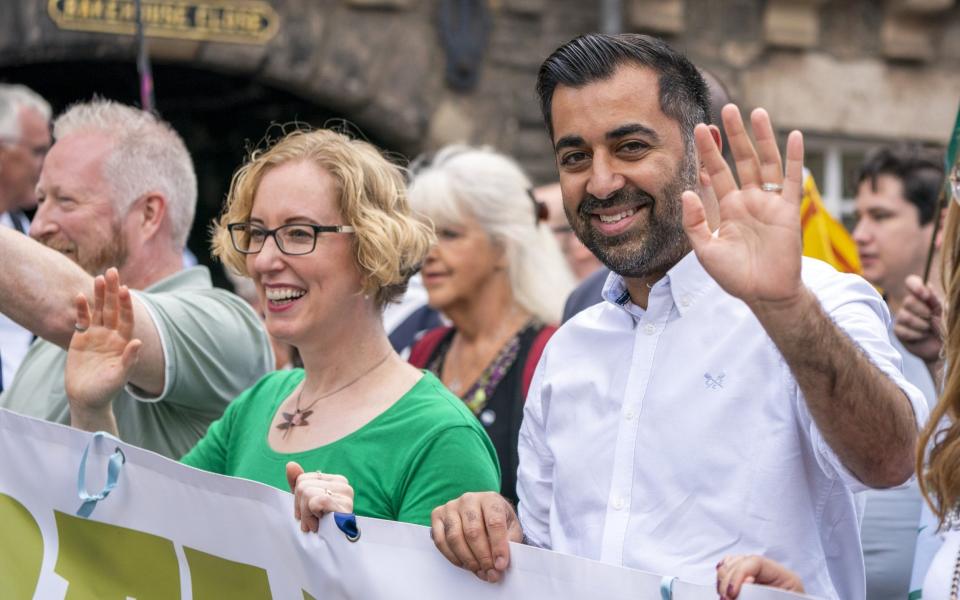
[397, 426, 501, 526]
[179, 395, 239, 474]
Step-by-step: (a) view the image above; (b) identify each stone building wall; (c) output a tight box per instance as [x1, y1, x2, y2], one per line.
[0, 0, 957, 191]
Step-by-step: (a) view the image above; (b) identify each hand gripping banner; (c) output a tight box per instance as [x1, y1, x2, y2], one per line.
[0, 409, 817, 599]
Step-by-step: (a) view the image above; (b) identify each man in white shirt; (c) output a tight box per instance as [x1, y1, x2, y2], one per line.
[429, 33, 927, 600]
[0, 84, 52, 391]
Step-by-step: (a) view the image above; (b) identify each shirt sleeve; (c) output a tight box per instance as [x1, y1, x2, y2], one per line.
[516, 354, 554, 549]
[396, 426, 501, 527]
[128, 288, 273, 417]
[798, 268, 929, 492]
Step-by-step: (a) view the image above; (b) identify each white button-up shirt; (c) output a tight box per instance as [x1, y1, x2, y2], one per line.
[517, 252, 928, 600]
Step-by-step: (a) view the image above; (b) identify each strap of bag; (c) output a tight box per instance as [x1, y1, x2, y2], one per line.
[408, 326, 452, 368]
[521, 325, 556, 399]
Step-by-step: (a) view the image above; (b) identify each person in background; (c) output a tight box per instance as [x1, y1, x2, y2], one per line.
[0, 84, 51, 392]
[63, 128, 501, 528]
[851, 145, 943, 600]
[0, 99, 272, 459]
[407, 145, 575, 505]
[534, 181, 603, 281]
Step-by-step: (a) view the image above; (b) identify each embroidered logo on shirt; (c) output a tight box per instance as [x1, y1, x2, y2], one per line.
[704, 371, 725, 389]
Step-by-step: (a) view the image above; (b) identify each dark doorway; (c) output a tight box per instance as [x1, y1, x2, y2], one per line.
[0, 60, 391, 288]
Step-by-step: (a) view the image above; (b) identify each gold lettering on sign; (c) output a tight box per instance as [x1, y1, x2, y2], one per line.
[47, 0, 280, 45]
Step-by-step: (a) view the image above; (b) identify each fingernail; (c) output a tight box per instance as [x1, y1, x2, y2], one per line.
[487, 569, 498, 581]
[475, 570, 486, 581]
[495, 556, 506, 570]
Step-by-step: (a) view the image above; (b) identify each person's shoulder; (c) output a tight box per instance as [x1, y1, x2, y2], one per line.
[800, 257, 884, 306]
[398, 371, 483, 428]
[157, 281, 255, 314]
[138, 270, 266, 335]
[799, 258, 894, 331]
[554, 298, 622, 345]
[562, 267, 609, 321]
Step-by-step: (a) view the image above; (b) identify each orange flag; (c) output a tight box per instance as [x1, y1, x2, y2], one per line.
[800, 172, 861, 274]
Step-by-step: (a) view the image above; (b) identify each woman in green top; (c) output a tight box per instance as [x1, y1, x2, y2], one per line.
[63, 128, 501, 529]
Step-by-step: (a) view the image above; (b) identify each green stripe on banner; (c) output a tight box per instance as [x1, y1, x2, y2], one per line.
[908, 589, 923, 600]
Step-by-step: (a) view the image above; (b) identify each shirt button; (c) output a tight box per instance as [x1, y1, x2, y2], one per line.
[612, 496, 625, 510]
[680, 295, 692, 307]
[624, 409, 636, 421]
[643, 324, 656, 335]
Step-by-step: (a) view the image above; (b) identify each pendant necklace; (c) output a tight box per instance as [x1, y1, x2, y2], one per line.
[277, 350, 392, 438]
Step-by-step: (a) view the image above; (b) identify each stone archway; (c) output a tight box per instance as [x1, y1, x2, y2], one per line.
[0, 58, 374, 284]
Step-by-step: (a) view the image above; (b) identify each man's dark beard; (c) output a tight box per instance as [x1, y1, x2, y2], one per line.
[567, 158, 697, 279]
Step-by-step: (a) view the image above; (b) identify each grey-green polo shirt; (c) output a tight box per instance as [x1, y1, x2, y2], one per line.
[0, 266, 274, 459]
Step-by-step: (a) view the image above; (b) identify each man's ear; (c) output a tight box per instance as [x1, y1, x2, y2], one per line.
[132, 193, 167, 238]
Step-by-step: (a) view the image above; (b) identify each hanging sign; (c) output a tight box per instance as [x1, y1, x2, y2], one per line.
[47, 0, 279, 45]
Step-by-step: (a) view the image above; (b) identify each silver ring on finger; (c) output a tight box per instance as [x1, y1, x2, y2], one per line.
[324, 488, 333, 496]
[74, 323, 88, 333]
[761, 182, 783, 193]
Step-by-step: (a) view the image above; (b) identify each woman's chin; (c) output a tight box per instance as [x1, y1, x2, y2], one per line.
[264, 323, 300, 346]
[425, 294, 458, 314]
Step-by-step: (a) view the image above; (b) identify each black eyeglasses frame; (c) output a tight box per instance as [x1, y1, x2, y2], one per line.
[227, 222, 356, 256]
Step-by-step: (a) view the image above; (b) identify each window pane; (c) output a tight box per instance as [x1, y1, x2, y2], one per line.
[842, 150, 868, 199]
[805, 149, 825, 190]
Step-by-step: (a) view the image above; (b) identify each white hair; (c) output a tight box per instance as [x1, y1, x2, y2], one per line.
[407, 145, 575, 324]
[0, 84, 52, 140]
[53, 99, 197, 249]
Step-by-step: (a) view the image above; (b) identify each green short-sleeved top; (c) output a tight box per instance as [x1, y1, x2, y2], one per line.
[180, 369, 501, 526]
[0, 266, 273, 459]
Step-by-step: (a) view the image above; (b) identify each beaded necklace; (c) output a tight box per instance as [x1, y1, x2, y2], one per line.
[430, 320, 538, 415]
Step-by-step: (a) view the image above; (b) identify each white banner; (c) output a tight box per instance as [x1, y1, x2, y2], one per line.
[0, 409, 817, 599]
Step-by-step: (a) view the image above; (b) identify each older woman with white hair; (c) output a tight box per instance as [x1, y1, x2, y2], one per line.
[407, 145, 575, 505]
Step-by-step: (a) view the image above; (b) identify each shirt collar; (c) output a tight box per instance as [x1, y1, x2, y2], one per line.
[600, 251, 717, 318]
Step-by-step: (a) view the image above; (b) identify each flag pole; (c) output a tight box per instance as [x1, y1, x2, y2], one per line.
[134, 0, 155, 113]
[922, 102, 960, 284]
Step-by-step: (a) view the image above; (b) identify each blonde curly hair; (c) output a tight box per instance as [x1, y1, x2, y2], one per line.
[212, 128, 434, 307]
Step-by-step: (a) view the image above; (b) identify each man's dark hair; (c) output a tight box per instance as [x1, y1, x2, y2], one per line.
[856, 146, 944, 225]
[536, 34, 710, 144]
